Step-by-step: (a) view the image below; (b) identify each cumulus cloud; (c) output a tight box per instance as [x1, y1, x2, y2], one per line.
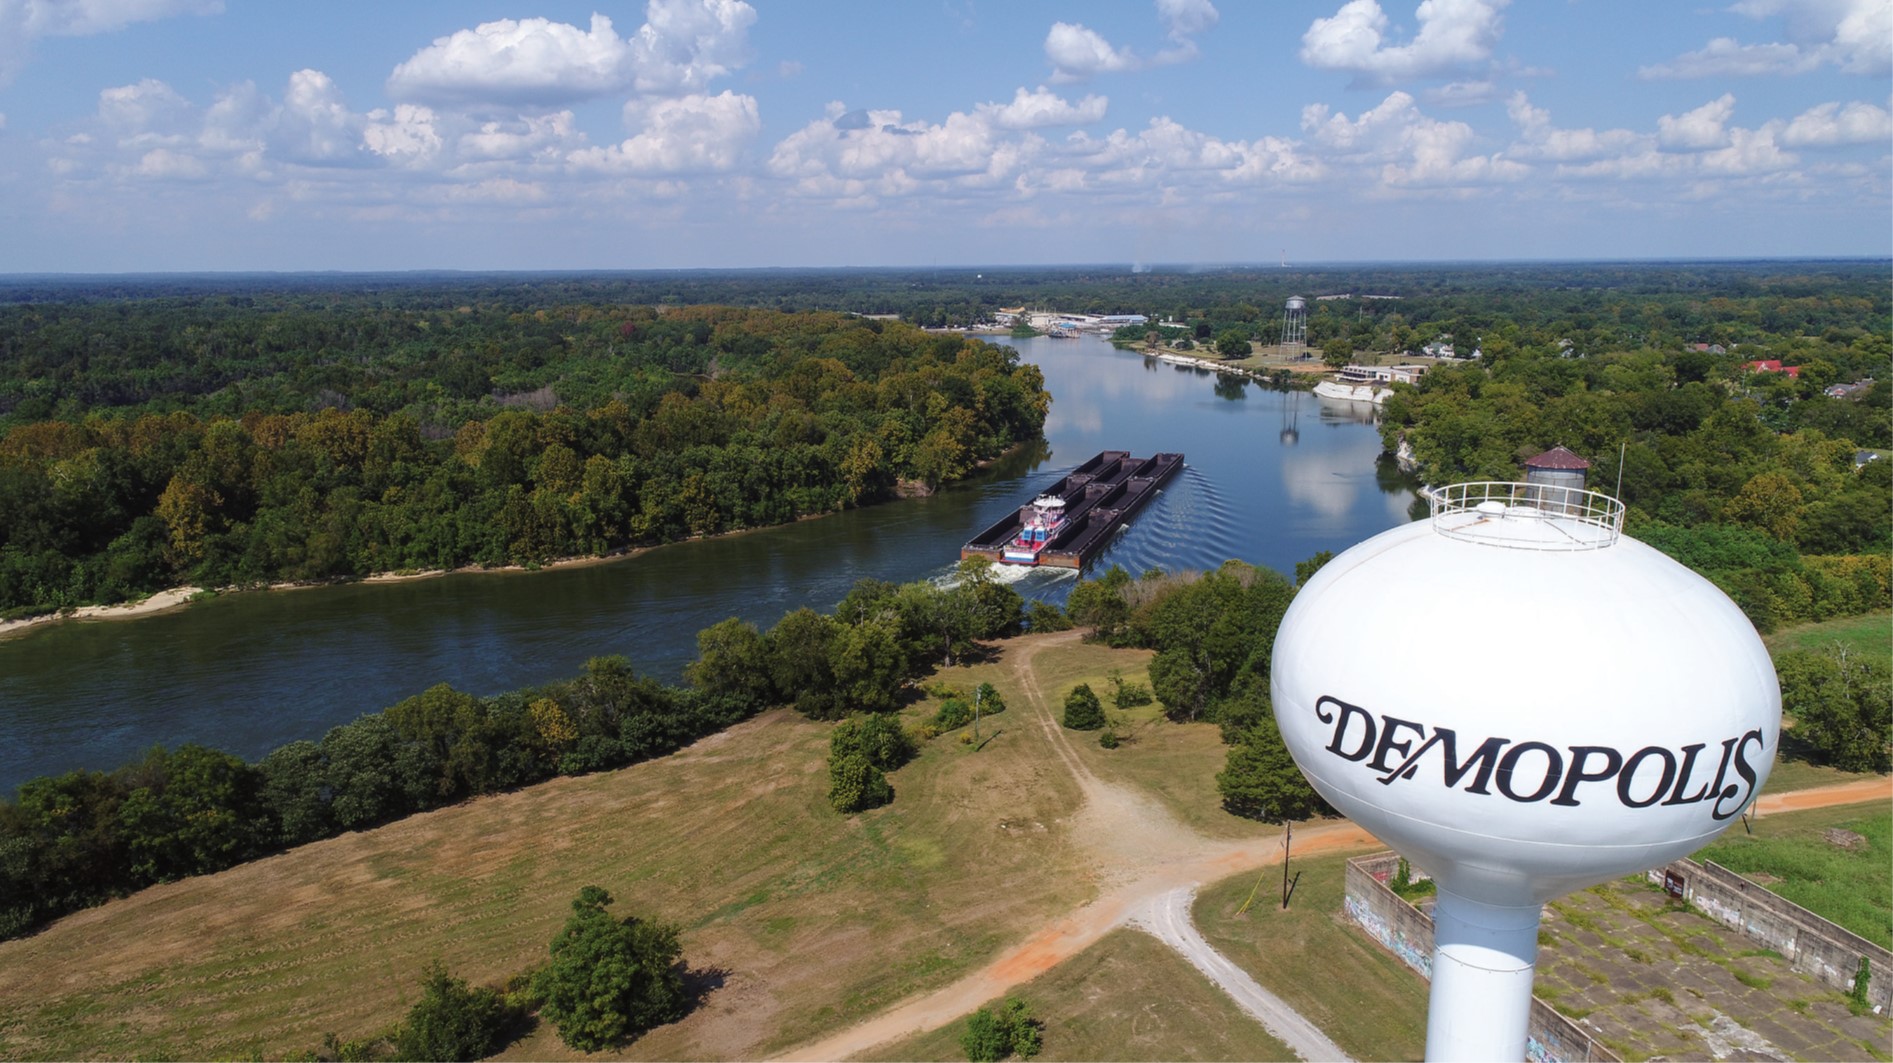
[978, 86, 1108, 130]
[387, 0, 754, 109]
[1045, 23, 1137, 81]
[1300, 0, 1510, 83]
[0, 0, 221, 85]
[1045, 0, 1219, 81]
[362, 104, 443, 165]
[1658, 94, 1738, 151]
[769, 103, 1013, 194]
[133, 146, 208, 180]
[1301, 90, 1527, 186]
[1504, 92, 1644, 162]
[1779, 98, 1893, 145]
[568, 90, 759, 174]
[98, 77, 192, 135]
[1639, 0, 1891, 78]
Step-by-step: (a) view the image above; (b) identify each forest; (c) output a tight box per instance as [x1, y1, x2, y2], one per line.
[0, 307, 1049, 617]
[1, 261, 1888, 936]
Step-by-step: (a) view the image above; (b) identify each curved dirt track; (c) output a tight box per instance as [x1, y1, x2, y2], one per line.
[775, 631, 1893, 1062]
[777, 631, 1374, 1062]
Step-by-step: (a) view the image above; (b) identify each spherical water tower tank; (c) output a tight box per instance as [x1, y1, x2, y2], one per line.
[1273, 482, 1779, 1061]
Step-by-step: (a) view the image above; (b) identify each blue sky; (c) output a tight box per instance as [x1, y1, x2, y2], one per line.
[0, 0, 1887, 271]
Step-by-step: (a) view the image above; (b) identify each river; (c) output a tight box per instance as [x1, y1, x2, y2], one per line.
[0, 334, 1418, 790]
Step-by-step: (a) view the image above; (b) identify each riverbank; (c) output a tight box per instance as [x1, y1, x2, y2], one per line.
[0, 537, 740, 641]
[0, 586, 205, 638]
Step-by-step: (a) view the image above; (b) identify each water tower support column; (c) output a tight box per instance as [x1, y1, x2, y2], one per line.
[1424, 889, 1541, 1061]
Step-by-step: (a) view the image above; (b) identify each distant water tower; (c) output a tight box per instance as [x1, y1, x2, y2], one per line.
[1274, 481, 1779, 1061]
[1280, 296, 1307, 350]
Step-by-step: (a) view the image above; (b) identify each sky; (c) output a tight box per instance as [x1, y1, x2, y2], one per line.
[0, 0, 1887, 272]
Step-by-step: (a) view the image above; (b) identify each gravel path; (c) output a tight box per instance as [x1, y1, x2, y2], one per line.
[1129, 885, 1353, 1062]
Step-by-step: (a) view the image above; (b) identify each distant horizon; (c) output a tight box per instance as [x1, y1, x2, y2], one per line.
[3, 255, 1890, 281]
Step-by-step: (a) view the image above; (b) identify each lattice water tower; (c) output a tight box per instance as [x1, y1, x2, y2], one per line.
[1274, 481, 1779, 1061]
[1280, 296, 1307, 350]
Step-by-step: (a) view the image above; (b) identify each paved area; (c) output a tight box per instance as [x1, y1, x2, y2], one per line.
[1535, 879, 1890, 1061]
[1129, 886, 1352, 1062]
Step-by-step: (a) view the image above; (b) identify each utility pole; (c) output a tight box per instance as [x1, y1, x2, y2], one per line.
[973, 686, 982, 743]
[1281, 820, 1293, 909]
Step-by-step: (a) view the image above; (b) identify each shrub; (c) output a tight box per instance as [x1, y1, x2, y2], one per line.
[828, 753, 892, 813]
[961, 997, 1042, 1062]
[395, 963, 512, 1062]
[933, 699, 973, 731]
[1062, 684, 1104, 730]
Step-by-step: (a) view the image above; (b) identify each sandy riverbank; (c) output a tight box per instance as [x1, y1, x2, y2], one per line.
[0, 586, 204, 638]
[0, 548, 655, 641]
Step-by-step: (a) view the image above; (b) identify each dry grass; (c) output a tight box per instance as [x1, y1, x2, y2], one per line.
[1192, 852, 1430, 1061]
[856, 927, 1295, 1062]
[0, 636, 1114, 1061]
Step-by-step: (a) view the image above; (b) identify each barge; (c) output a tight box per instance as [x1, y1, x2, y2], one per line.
[960, 450, 1184, 569]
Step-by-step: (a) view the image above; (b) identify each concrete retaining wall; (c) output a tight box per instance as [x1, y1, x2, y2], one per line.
[1646, 857, 1891, 1012]
[1344, 853, 1620, 1063]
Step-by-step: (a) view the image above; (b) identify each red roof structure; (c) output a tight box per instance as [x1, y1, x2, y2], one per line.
[1524, 445, 1591, 471]
[1745, 360, 1802, 379]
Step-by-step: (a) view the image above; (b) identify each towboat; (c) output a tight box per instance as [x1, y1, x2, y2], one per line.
[1001, 495, 1067, 564]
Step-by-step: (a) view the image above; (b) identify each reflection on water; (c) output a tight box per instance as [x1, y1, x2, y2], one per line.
[0, 334, 1418, 788]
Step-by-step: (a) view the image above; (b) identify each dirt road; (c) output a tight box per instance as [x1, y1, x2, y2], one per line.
[775, 632, 1893, 1062]
[1129, 885, 1353, 1061]
[777, 633, 1376, 1061]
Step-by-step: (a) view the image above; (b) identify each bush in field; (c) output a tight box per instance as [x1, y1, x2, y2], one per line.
[828, 753, 893, 813]
[395, 963, 513, 1061]
[1062, 684, 1105, 730]
[933, 699, 973, 731]
[961, 997, 1042, 1062]
[532, 886, 686, 1052]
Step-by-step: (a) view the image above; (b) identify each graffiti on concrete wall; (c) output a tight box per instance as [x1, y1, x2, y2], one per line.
[1344, 895, 1433, 978]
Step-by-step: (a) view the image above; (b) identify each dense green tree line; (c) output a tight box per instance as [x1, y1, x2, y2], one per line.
[0, 565, 1024, 940]
[0, 310, 1048, 616]
[1379, 336, 1890, 631]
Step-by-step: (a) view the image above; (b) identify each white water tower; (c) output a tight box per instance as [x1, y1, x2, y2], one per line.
[1281, 296, 1307, 350]
[1273, 482, 1779, 1061]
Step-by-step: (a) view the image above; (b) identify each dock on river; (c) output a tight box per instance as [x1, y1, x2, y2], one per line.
[961, 450, 1184, 569]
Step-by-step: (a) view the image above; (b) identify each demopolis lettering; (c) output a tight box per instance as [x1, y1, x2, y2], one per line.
[1313, 695, 1764, 819]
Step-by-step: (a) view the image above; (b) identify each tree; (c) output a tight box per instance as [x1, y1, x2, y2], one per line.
[1776, 648, 1891, 773]
[1294, 550, 1334, 587]
[1062, 684, 1105, 730]
[684, 617, 773, 710]
[395, 963, 511, 1062]
[1217, 714, 1328, 823]
[961, 997, 1042, 1062]
[532, 886, 687, 1052]
[1215, 330, 1251, 360]
[1065, 565, 1131, 642]
[1322, 337, 1354, 369]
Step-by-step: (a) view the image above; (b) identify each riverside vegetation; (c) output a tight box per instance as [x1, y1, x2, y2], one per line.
[0, 306, 1048, 618]
[0, 265, 1885, 1055]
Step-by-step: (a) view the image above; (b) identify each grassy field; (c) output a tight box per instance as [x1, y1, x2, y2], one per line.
[1696, 802, 1892, 949]
[1191, 852, 1430, 1061]
[857, 928, 1295, 1062]
[981, 639, 1260, 841]
[1763, 610, 1891, 661]
[0, 638, 1122, 1062]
